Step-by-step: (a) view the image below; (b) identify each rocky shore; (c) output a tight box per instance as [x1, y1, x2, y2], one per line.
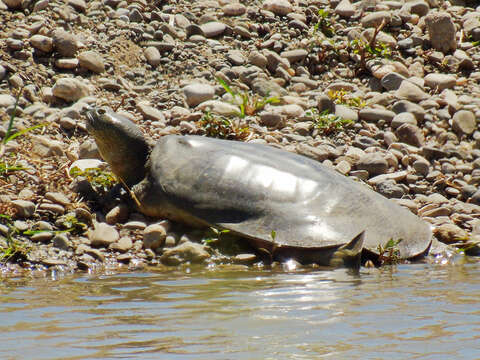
[1, 0, 480, 276]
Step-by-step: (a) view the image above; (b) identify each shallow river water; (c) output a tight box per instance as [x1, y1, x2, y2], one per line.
[1, 260, 480, 360]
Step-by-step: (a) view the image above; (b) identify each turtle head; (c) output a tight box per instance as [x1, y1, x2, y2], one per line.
[86, 106, 150, 186]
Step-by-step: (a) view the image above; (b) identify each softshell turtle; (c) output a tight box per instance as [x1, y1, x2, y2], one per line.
[85, 107, 432, 267]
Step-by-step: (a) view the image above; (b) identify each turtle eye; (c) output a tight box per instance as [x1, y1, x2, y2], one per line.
[98, 108, 107, 115]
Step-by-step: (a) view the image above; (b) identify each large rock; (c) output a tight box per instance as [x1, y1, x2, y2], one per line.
[424, 12, 457, 53]
[89, 222, 119, 248]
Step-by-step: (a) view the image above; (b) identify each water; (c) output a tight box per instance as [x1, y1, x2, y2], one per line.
[1, 261, 480, 360]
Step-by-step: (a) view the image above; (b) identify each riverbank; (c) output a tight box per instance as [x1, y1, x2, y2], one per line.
[1, 0, 480, 276]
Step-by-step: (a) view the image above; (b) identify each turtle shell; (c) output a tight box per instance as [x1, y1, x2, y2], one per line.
[138, 135, 432, 259]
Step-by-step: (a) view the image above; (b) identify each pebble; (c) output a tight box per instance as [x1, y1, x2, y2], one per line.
[183, 83, 215, 107]
[262, 0, 293, 16]
[144, 46, 161, 67]
[200, 22, 227, 38]
[143, 223, 167, 251]
[356, 153, 389, 176]
[53, 234, 71, 250]
[335, 0, 356, 18]
[110, 237, 133, 253]
[359, 107, 395, 123]
[11, 200, 35, 218]
[89, 222, 120, 247]
[452, 110, 476, 136]
[391, 112, 417, 130]
[424, 12, 457, 54]
[78, 50, 105, 73]
[223, 3, 246, 16]
[52, 29, 78, 57]
[160, 241, 210, 265]
[52, 78, 91, 102]
[30, 35, 54, 53]
[395, 81, 428, 102]
[424, 74, 456, 91]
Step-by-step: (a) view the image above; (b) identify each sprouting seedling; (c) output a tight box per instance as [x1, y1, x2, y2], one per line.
[377, 238, 403, 266]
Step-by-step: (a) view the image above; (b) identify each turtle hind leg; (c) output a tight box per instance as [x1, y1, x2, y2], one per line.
[328, 231, 365, 269]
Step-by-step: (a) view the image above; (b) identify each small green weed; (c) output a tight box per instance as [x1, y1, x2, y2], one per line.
[327, 89, 366, 108]
[216, 77, 280, 118]
[313, 9, 335, 38]
[306, 109, 353, 135]
[197, 111, 250, 140]
[69, 167, 116, 194]
[377, 238, 402, 266]
[1, 87, 46, 175]
[348, 20, 390, 73]
[0, 215, 31, 263]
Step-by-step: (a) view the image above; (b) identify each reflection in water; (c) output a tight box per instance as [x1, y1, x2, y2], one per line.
[1, 262, 480, 359]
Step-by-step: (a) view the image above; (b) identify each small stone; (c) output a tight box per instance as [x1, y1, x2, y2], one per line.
[226, 50, 246, 65]
[424, 12, 457, 54]
[11, 200, 35, 218]
[381, 72, 407, 91]
[359, 107, 395, 123]
[161, 241, 210, 265]
[395, 81, 428, 102]
[3, 0, 22, 8]
[123, 221, 146, 230]
[39, 203, 65, 215]
[183, 83, 215, 107]
[356, 153, 389, 176]
[105, 203, 129, 225]
[391, 112, 417, 130]
[223, 3, 246, 16]
[136, 102, 165, 122]
[395, 123, 424, 147]
[200, 22, 227, 38]
[433, 223, 468, 244]
[376, 179, 405, 199]
[0, 94, 16, 108]
[233, 253, 257, 264]
[259, 112, 283, 128]
[335, 0, 356, 18]
[110, 236, 133, 252]
[424, 73, 456, 91]
[52, 78, 91, 102]
[196, 100, 240, 116]
[30, 35, 53, 53]
[144, 46, 161, 67]
[55, 58, 79, 69]
[248, 51, 268, 68]
[68, 0, 87, 12]
[262, 0, 293, 16]
[78, 50, 105, 73]
[31, 232, 54, 243]
[391, 100, 425, 122]
[89, 222, 119, 247]
[44, 192, 70, 206]
[52, 234, 71, 250]
[280, 49, 308, 64]
[143, 223, 168, 250]
[52, 29, 78, 57]
[361, 11, 391, 28]
[412, 158, 430, 176]
[452, 110, 476, 136]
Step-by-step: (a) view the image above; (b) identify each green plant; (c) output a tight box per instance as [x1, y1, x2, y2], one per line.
[327, 89, 366, 108]
[313, 9, 335, 38]
[202, 227, 231, 245]
[216, 77, 280, 118]
[0, 215, 31, 263]
[377, 238, 402, 266]
[197, 111, 250, 140]
[1, 87, 46, 175]
[306, 109, 353, 135]
[69, 166, 116, 195]
[348, 20, 390, 73]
